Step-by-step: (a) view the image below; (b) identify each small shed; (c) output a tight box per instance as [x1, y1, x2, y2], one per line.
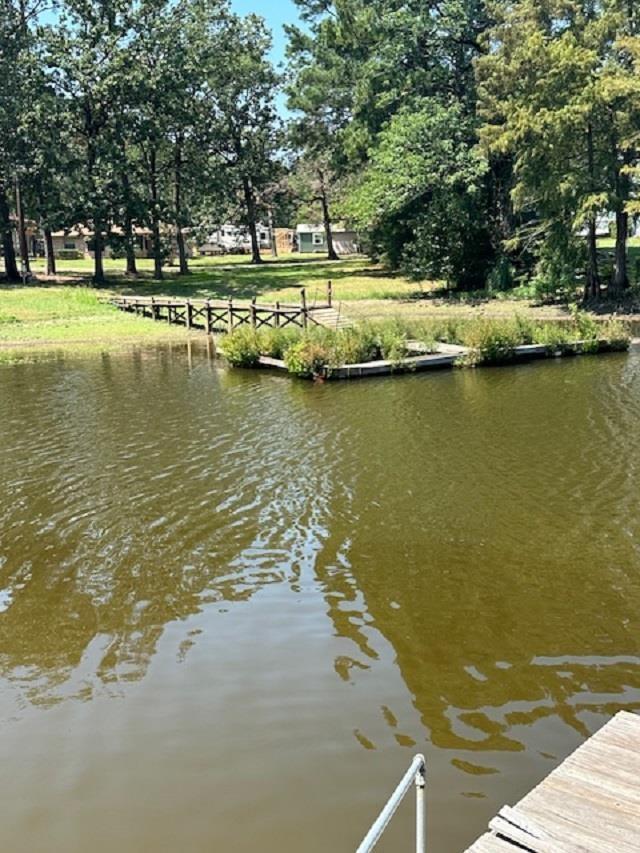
[296, 224, 359, 255]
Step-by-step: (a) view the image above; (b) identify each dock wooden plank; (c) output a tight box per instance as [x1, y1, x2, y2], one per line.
[465, 712, 640, 852]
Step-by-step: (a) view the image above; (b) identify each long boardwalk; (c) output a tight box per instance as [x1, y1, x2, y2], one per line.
[110, 283, 353, 334]
[466, 711, 640, 852]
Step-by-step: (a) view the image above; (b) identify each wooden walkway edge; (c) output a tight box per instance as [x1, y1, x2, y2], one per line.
[110, 282, 354, 333]
[465, 711, 640, 853]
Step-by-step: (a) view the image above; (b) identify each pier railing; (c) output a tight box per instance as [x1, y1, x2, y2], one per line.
[111, 282, 335, 334]
[356, 754, 426, 853]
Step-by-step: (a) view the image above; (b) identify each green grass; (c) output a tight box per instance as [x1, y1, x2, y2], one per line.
[28, 253, 423, 302]
[0, 286, 199, 351]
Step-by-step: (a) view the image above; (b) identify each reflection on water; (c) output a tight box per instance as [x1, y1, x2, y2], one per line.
[1, 344, 640, 851]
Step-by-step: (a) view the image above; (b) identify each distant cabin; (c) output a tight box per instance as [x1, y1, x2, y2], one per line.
[49, 227, 194, 260]
[296, 224, 359, 255]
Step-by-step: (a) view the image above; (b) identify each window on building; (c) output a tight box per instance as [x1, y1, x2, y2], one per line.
[260, 232, 268, 241]
[64, 241, 77, 250]
[312, 233, 324, 246]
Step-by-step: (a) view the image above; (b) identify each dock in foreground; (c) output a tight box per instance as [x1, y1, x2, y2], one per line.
[466, 710, 640, 852]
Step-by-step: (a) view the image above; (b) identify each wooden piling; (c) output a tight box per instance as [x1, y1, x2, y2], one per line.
[185, 299, 193, 329]
[327, 280, 333, 307]
[301, 288, 308, 329]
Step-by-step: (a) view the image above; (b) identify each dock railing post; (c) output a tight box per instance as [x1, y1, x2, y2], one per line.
[205, 300, 212, 334]
[227, 298, 234, 333]
[301, 287, 308, 329]
[355, 754, 426, 853]
[250, 297, 257, 329]
[327, 280, 333, 308]
[151, 296, 157, 321]
[275, 301, 280, 328]
[185, 299, 193, 329]
[416, 760, 426, 853]
[167, 300, 172, 324]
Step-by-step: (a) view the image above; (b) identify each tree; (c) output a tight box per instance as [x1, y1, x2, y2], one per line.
[44, 0, 133, 284]
[288, 156, 342, 260]
[286, 0, 497, 287]
[0, 0, 30, 281]
[477, 0, 640, 301]
[346, 101, 492, 287]
[206, 14, 282, 265]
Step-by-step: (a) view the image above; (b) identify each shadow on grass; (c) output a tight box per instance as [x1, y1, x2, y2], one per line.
[4, 256, 407, 302]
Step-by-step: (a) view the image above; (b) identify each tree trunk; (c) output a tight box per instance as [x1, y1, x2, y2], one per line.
[268, 206, 277, 258]
[44, 227, 56, 275]
[0, 183, 19, 282]
[318, 171, 338, 261]
[93, 224, 105, 284]
[584, 217, 600, 302]
[124, 216, 137, 276]
[150, 147, 163, 280]
[121, 161, 138, 276]
[613, 209, 629, 295]
[14, 176, 31, 274]
[242, 175, 262, 265]
[174, 141, 189, 275]
[610, 130, 630, 297]
[583, 123, 600, 302]
[0, 184, 21, 282]
[176, 227, 189, 275]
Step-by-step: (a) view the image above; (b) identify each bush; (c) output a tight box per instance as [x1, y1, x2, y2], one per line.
[220, 328, 261, 367]
[457, 318, 521, 364]
[599, 318, 631, 351]
[257, 328, 300, 359]
[334, 325, 379, 364]
[56, 248, 83, 260]
[284, 336, 333, 377]
[486, 256, 516, 293]
[532, 322, 572, 351]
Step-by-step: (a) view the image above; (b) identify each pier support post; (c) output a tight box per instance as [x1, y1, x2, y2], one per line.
[415, 763, 426, 853]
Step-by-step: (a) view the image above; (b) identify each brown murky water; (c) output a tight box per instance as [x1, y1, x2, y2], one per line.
[1, 343, 640, 852]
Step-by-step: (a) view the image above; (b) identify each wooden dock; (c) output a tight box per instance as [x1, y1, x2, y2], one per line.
[110, 282, 352, 334]
[466, 711, 640, 852]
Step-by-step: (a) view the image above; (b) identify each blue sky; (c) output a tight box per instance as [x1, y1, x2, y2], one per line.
[230, 0, 302, 67]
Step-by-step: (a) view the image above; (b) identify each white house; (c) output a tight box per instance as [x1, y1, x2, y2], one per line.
[296, 223, 359, 254]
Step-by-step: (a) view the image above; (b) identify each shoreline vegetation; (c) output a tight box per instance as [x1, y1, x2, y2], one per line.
[220, 314, 631, 380]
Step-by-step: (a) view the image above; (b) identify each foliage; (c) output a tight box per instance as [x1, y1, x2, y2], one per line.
[219, 327, 262, 367]
[221, 313, 630, 375]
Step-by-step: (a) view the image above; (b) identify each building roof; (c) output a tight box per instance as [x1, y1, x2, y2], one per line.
[296, 223, 353, 234]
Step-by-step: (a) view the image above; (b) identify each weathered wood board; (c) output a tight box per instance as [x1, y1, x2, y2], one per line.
[465, 711, 640, 852]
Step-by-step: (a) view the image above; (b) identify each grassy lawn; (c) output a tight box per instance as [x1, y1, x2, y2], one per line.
[2, 247, 638, 353]
[28, 253, 423, 302]
[0, 286, 201, 354]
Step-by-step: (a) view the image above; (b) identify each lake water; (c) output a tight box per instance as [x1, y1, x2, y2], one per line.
[1, 342, 640, 852]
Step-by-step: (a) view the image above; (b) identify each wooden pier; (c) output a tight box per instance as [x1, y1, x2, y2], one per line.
[466, 711, 640, 852]
[110, 282, 352, 334]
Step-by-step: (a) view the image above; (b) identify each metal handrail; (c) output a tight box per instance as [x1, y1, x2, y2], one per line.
[356, 754, 426, 853]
